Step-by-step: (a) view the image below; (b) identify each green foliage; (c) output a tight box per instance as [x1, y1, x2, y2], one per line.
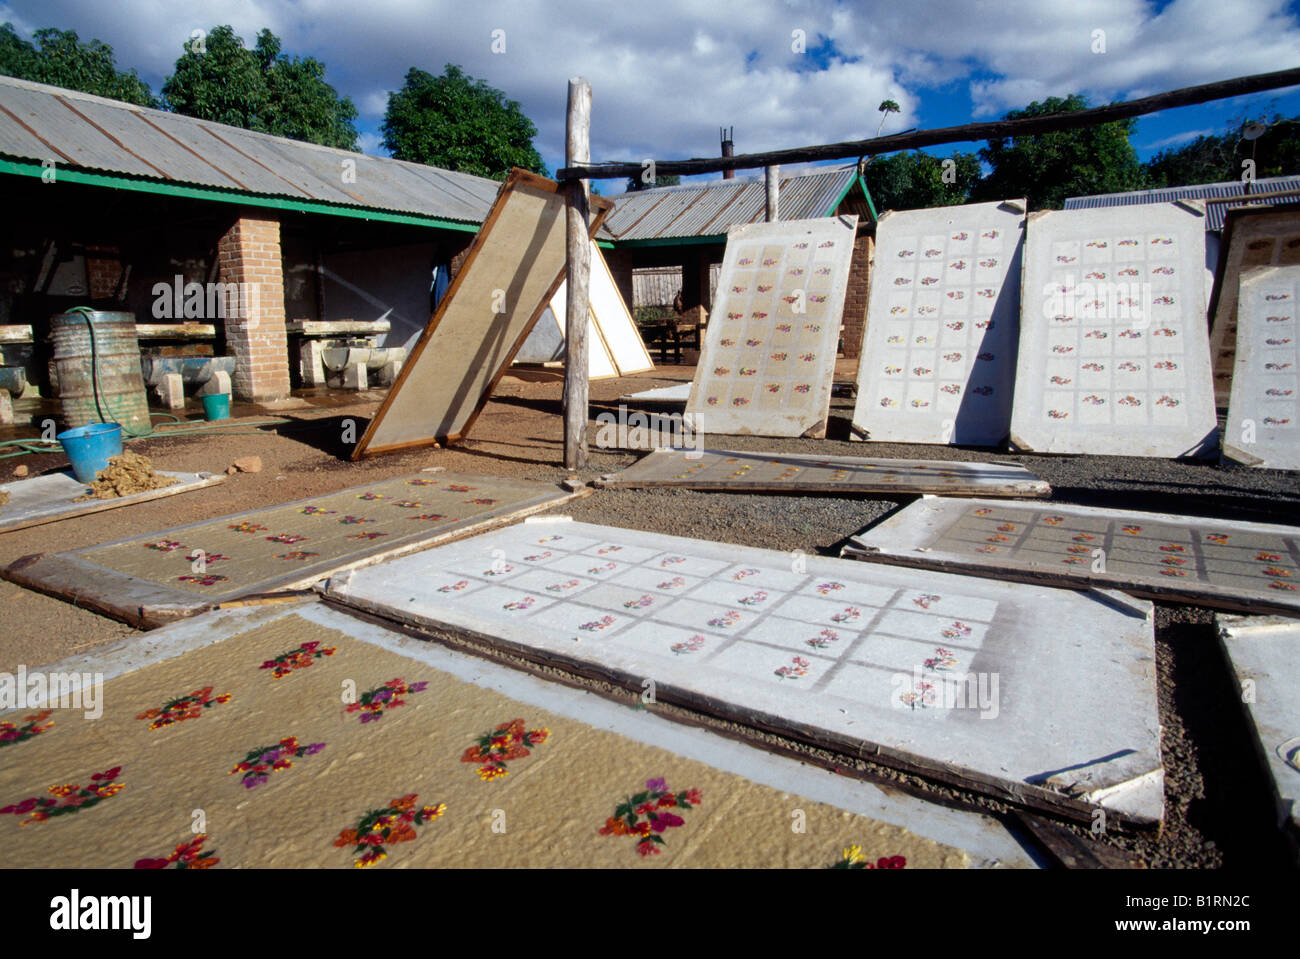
[1143, 132, 1238, 188]
[625, 172, 681, 191]
[973, 94, 1143, 210]
[381, 64, 545, 179]
[162, 26, 358, 150]
[0, 23, 156, 106]
[864, 150, 981, 212]
[1143, 115, 1300, 187]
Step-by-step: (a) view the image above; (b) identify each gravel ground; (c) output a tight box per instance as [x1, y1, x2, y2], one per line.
[1, 366, 1295, 868]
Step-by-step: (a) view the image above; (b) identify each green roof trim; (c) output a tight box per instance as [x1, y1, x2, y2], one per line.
[0, 157, 481, 233]
[824, 170, 878, 222]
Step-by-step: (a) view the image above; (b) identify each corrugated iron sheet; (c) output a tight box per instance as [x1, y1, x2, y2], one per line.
[1065, 177, 1300, 231]
[0, 74, 501, 223]
[603, 166, 858, 240]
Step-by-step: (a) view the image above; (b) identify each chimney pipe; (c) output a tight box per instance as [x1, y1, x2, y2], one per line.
[721, 126, 735, 180]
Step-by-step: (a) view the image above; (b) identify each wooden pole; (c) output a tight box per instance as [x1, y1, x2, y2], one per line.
[563, 77, 592, 471]
[558, 66, 1300, 180]
[765, 165, 779, 222]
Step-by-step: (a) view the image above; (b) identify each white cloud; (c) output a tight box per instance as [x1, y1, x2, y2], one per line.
[2, 0, 1298, 173]
[1140, 128, 1216, 149]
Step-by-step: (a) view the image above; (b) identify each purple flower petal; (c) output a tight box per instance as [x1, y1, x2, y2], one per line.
[645, 778, 667, 792]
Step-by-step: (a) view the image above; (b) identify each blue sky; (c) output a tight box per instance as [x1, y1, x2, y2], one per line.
[3, 0, 1299, 191]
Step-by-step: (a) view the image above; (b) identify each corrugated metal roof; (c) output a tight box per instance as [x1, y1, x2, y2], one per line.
[602, 165, 861, 240]
[1064, 177, 1300, 231]
[0, 74, 502, 224]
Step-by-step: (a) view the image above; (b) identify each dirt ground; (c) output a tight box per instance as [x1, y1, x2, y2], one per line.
[1, 361, 1296, 869]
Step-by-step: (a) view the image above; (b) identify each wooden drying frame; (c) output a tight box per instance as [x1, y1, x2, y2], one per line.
[352, 169, 612, 459]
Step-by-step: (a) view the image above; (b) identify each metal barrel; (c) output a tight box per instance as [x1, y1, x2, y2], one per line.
[50, 311, 153, 436]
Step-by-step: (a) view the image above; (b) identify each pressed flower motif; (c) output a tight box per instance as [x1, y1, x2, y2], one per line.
[134, 833, 219, 869]
[334, 794, 445, 867]
[260, 640, 336, 679]
[829, 846, 906, 869]
[1, 766, 124, 824]
[136, 687, 231, 730]
[346, 678, 428, 723]
[230, 737, 325, 789]
[600, 779, 701, 857]
[461, 718, 549, 780]
[0, 709, 53, 747]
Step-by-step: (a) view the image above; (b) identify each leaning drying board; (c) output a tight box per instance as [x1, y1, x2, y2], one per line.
[353, 170, 612, 458]
[0, 601, 1032, 868]
[1215, 613, 1300, 857]
[326, 518, 1164, 825]
[685, 215, 857, 438]
[851, 200, 1026, 445]
[594, 447, 1050, 498]
[517, 238, 654, 378]
[1208, 205, 1300, 409]
[1010, 202, 1218, 457]
[843, 497, 1300, 616]
[1223, 266, 1300, 469]
[0, 469, 224, 533]
[2, 472, 582, 628]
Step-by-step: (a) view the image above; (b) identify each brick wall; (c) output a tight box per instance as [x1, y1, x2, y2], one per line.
[217, 215, 290, 402]
[85, 245, 123, 300]
[840, 233, 873, 358]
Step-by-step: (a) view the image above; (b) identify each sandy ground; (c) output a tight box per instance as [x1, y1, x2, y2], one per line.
[0, 361, 1296, 869]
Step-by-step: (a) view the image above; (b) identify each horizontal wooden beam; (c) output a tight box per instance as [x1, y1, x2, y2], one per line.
[559, 66, 1300, 181]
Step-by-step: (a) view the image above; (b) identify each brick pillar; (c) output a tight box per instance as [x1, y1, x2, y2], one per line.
[85, 245, 123, 299]
[840, 233, 873, 359]
[218, 215, 290, 402]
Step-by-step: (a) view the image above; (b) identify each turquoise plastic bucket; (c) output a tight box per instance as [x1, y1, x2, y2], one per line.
[202, 393, 230, 421]
[57, 422, 123, 483]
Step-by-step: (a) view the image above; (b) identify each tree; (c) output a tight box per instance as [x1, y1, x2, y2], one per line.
[381, 65, 545, 179]
[973, 94, 1143, 210]
[625, 172, 681, 191]
[1143, 132, 1236, 188]
[0, 23, 156, 106]
[1143, 115, 1300, 187]
[876, 99, 900, 137]
[162, 26, 358, 150]
[864, 150, 981, 212]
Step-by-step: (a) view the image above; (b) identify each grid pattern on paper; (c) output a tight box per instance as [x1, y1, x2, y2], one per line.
[872, 226, 1015, 414]
[1233, 268, 1299, 443]
[689, 219, 852, 426]
[855, 203, 1023, 444]
[937, 503, 1300, 595]
[77, 475, 558, 597]
[1211, 220, 1300, 405]
[415, 528, 1002, 716]
[1036, 227, 1192, 428]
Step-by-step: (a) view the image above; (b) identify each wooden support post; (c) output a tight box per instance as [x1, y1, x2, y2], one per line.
[563, 77, 592, 471]
[765, 165, 779, 222]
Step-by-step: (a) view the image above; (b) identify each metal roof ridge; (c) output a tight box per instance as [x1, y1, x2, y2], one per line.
[0, 73, 501, 190]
